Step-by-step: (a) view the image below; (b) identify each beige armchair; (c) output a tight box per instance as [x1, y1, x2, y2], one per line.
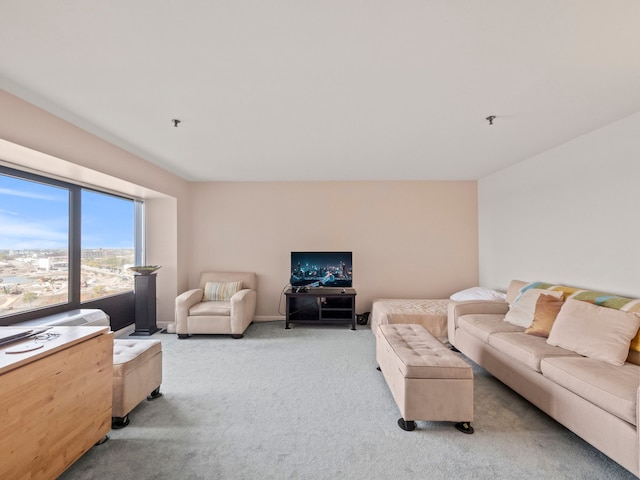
[175, 271, 257, 339]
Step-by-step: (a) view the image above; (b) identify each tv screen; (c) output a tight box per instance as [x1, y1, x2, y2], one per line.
[290, 251, 352, 288]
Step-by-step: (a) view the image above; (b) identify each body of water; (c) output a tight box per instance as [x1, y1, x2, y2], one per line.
[0, 276, 31, 284]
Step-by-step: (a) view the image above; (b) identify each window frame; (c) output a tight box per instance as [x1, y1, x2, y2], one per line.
[0, 165, 143, 326]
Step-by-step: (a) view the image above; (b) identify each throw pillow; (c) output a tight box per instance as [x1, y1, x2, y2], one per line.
[450, 286, 507, 302]
[546, 299, 640, 366]
[203, 281, 242, 301]
[504, 289, 564, 328]
[524, 294, 564, 337]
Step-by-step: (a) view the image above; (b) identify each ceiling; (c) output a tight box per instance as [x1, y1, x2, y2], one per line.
[1, 1, 639, 182]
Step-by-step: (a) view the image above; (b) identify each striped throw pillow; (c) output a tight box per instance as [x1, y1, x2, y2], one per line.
[203, 281, 242, 301]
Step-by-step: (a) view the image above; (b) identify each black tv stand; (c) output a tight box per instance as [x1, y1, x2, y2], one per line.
[285, 288, 357, 330]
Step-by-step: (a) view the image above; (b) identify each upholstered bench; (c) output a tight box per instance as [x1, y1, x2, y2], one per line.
[376, 323, 474, 433]
[112, 339, 163, 428]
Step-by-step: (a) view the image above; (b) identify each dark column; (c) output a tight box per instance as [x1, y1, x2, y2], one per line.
[130, 273, 159, 336]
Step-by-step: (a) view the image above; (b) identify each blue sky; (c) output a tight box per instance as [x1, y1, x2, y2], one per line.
[0, 174, 134, 250]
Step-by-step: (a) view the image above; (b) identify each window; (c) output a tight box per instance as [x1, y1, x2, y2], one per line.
[81, 190, 135, 301]
[0, 166, 143, 324]
[0, 173, 70, 315]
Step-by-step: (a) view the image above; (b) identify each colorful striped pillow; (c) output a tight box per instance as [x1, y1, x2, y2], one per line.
[519, 282, 640, 353]
[203, 281, 242, 301]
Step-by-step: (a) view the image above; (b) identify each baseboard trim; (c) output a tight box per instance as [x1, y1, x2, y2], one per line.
[254, 316, 285, 322]
[155, 317, 284, 336]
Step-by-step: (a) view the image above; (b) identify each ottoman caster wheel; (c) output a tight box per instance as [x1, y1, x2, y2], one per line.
[112, 414, 130, 429]
[398, 418, 416, 431]
[95, 435, 109, 446]
[455, 422, 474, 434]
[147, 387, 163, 401]
[230, 334, 243, 339]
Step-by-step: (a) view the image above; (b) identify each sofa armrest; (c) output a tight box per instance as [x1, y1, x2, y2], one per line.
[447, 300, 509, 347]
[230, 289, 257, 334]
[449, 299, 509, 317]
[175, 288, 204, 334]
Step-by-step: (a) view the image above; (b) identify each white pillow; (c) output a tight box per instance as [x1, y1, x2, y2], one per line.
[547, 299, 640, 366]
[504, 289, 564, 328]
[450, 286, 506, 302]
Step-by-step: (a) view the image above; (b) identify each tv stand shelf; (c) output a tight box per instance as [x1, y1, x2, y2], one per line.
[285, 288, 357, 330]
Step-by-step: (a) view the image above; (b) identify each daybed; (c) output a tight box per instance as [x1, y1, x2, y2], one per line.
[448, 280, 640, 477]
[371, 288, 506, 343]
[371, 298, 450, 343]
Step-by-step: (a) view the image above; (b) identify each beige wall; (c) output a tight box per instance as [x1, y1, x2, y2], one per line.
[189, 181, 479, 317]
[478, 112, 640, 298]
[0, 90, 191, 325]
[1, 90, 480, 324]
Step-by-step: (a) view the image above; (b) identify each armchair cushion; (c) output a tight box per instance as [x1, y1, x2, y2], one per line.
[189, 301, 232, 317]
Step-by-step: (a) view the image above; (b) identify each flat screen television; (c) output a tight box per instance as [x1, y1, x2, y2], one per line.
[290, 251, 352, 288]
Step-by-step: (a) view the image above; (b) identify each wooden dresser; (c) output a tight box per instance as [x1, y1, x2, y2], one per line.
[0, 326, 113, 480]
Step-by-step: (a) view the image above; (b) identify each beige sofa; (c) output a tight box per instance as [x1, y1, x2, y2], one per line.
[448, 280, 640, 477]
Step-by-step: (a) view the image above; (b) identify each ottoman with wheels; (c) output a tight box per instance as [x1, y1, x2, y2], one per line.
[376, 323, 474, 433]
[112, 339, 163, 428]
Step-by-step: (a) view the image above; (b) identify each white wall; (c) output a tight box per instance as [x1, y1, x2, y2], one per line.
[479, 112, 640, 297]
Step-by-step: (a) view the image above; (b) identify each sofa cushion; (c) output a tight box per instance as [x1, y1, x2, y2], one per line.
[525, 294, 564, 338]
[488, 332, 580, 372]
[622, 300, 640, 356]
[189, 300, 231, 316]
[458, 314, 523, 343]
[541, 356, 640, 426]
[203, 281, 242, 301]
[505, 279, 528, 305]
[505, 289, 564, 328]
[547, 299, 640, 366]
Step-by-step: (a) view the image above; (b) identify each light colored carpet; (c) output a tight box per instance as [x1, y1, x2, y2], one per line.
[60, 321, 635, 480]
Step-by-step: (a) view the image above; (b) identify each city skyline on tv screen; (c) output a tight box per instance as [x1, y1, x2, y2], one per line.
[290, 251, 352, 287]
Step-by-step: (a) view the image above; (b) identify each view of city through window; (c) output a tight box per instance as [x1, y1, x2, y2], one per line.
[81, 189, 135, 301]
[0, 172, 136, 318]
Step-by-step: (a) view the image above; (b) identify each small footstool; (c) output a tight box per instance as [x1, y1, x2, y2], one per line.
[376, 323, 474, 433]
[112, 339, 163, 428]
